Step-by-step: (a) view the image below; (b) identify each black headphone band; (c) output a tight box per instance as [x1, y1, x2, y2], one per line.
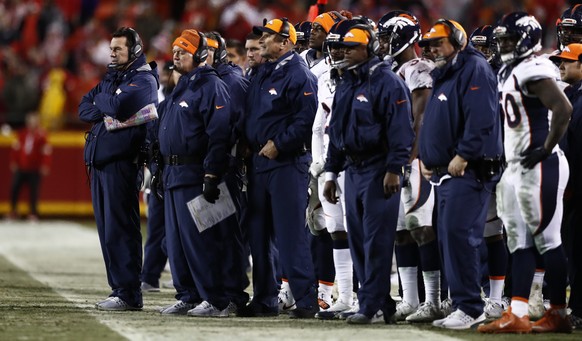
[280, 17, 290, 38]
[350, 24, 379, 56]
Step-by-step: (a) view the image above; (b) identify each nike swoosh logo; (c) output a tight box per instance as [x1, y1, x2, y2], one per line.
[499, 320, 512, 328]
[470, 86, 480, 90]
[304, 92, 313, 96]
[396, 99, 407, 104]
[215, 105, 224, 109]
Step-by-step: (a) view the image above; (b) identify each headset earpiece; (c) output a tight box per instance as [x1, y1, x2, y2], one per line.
[126, 27, 143, 60]
[216, 36, 228, 64]
[352, 24, 380, 56]
[280, 17, 290, 38]
[436, 19, 466, 49]
[194, 32, 209, 64]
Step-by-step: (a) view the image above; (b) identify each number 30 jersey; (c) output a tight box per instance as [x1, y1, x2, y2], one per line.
[498, 56, 561, 162]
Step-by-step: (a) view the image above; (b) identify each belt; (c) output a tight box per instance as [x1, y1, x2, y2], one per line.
[431, 166, 449, 177]
[345, 148, 385, 164]
[430, 159, 502, 178]
[163, 154, 202, 166]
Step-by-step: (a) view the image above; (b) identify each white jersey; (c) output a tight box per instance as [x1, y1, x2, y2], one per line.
[394, 57, 436, 231]
[312, 67, 334, 166]
[395, 58, 435, 92]
[498, 56, 561, 162]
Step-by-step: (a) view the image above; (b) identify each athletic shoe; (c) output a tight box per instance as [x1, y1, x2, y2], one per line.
[569, 314, 582, 330]
[406, 301, 444, 323]
[236, 301, 279, 317]
[532, 307, 573, 333]
[529, 282, 545, 320]
[394, 300, 418, 321]
[288, 305, 319, 319]
[140, 282, 160, 293]
[440, 298, 453, 317]
[227, 302, 239, 314]
[346, 310, 385, 324]
[478, 307, 532, 333]
[278, 288, 296, 313]
[315, 299, 353, 320]
[338, 300, 360, 320]
[187, 301, 229, 317]
[484, 298, 505, 319]
[159, 300, 197, 315]
[96, 297, 142, 311]
[434, 309, 486, 330]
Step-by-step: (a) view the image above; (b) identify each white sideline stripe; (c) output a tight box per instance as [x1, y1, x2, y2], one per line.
[0, 221, 462, 341]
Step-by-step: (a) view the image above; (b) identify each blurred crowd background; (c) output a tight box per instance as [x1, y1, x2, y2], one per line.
[0, 0, 575, 131]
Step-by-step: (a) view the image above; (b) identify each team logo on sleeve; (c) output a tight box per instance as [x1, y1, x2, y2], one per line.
[437, 93, 447, 101]
[269, 88, 278, 95]
[356, 94, 369, 102]
[179, 101, 189, 108]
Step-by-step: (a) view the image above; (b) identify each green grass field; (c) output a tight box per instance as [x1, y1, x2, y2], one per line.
[0, 220, 579, 340]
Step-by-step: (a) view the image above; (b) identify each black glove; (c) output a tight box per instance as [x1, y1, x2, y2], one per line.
[520, 146, 551, 169]
[203, 176, 220, 203]
[151, 171, 164, 200]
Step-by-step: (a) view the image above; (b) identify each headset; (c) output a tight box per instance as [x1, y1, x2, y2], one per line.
[211, 33, 228, 65]
[194, 31, 209, 64]
[436, 19, 467, 49]
[350, 24, 380, 56]
[126, 27, 143, 60]
[280, 17, 291, 38]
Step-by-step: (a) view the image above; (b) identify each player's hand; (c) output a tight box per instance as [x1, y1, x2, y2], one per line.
[448, 155, 468, 177]
[383, 172, 401, 199]
[420, 160, 432, 181]
[520, 146, 550, 169]
[258, 139, 279, 160]
[203, 176, 220, 203]
[323, 180, 338, 204]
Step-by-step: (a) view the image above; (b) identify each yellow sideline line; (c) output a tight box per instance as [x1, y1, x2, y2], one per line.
[0, 202, 147, 216]
[0, 131, 86, 147]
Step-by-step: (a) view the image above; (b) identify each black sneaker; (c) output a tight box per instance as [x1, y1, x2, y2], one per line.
[289, 305, 319, 319]
[569, 314, 582, 330]
[236, 301, 278, 317]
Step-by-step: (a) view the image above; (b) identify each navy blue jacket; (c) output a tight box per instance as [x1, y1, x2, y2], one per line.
[157, 65, 231, 189]
[325, 58, 414, 175]
[419, 45, 502, 168]
[561, 80, 582, 197]
[216, 62, 249, 147]
[79, 55, 159, 166]
[244, 50, 317, 172]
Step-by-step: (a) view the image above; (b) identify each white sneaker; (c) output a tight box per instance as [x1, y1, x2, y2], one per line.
[346, 310, 385, 324]
[529, 283, 545, 320]
[96, 297, 142, 311]
[395, 300, 418, 321]
[315, 299, 353, 319]
[436, 309, 486, 330]
[406, 301, 444, 323]
[278, 288, 296, 313]
[141, 282, 160, 293]
[483, 298, 506, 319]
[338, 300, 360, 320]
[159, 300, 197, 315]
[187, 301, 229, 317]
[440, 298, 453, 317]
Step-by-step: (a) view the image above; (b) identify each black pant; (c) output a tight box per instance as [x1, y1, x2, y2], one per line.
[10, 170, 41, 215]
[563, 196, 582, 316]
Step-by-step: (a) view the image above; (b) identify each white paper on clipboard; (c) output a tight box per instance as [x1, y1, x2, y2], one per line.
[186, 182, 236, 233]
